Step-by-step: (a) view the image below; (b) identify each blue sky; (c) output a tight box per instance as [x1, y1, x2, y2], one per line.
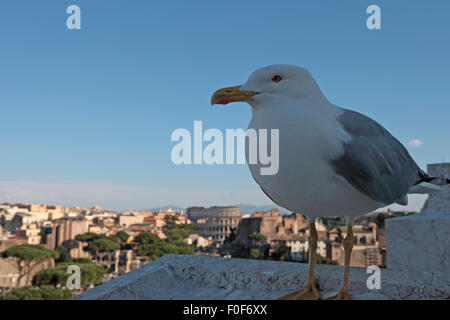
[0, 1, 449, 211]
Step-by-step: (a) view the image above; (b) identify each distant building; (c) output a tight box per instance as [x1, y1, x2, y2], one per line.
[94, 249, 139, 275]
[16, 224, 41, 245]
[142, 216, 166, 232]
[43, 218, 89, 250]
[187, 206, 241, 243]
[119, 214, 144, 227]
[7, 213, 42, 233]
[183, 234, 210, 247]
[238, 210, 309, 247]
[329, 224, 382, 267]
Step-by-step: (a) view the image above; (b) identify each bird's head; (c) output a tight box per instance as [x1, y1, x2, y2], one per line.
[211, 64, 325, 109]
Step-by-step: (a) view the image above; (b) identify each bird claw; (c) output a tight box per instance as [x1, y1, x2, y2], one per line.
[277, 283, 321, 300]
[324, 289, 351, 300]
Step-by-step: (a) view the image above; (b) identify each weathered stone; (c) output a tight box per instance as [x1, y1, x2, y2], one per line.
[386, 163, 450, 275]
[74, 254, 450, 300]
[420, 163, 450, 215]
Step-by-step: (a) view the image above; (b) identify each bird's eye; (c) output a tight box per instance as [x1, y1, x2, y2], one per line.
[272, 75, 282, 83]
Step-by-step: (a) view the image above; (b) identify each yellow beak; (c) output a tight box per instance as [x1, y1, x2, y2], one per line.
[211, 85, 259, 106]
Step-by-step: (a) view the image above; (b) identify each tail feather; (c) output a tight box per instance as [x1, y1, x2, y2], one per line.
[410, 170, 449, 194]
[409, 181, 442, 194]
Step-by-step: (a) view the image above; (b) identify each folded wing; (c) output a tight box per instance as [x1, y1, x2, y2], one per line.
[332, 109, 421, 205]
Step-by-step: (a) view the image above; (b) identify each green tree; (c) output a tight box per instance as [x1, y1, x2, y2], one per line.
[248, 233, 267, 241]
[135, 231, 160, 245]
[108, 235, 121, 244]
[136, 243, 165, 259]
[75, 232, 106, 243]
[116, 230, 130, 242]
[86, 238, 120, 253]
[315, 254, 338, 265]
[0, 245, 58, 287]
[135, 220, 194, 260]
[250, 248, 260, 259]
[54, 246, 69, 263]
[67, 258, 92, 264]
[136, 242, 194, 260]
[164, 215, 179, 224]
[165, 227, 191, 242]
[271, 244, 291, 261]
[33, 260, 106, 290]
[0, 285, 72, 300]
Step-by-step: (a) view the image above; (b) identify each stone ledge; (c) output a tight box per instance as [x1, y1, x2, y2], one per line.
[386, 213, 450, 274]
[73, 254, 450, 300]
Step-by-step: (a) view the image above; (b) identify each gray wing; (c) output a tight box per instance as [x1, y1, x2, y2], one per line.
[332, 109, 421, 205]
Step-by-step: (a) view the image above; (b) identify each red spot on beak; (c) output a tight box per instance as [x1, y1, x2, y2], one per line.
[217, 96, 231, 105]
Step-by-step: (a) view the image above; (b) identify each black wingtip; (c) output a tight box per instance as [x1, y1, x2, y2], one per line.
[415, 171, 450, 186]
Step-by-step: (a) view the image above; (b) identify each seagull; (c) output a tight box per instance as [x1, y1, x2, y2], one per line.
[211, 64, 449, 300]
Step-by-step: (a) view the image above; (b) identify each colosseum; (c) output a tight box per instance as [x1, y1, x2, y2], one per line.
[187, 206, 242, 243]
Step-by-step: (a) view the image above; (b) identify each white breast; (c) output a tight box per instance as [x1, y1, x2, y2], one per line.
[246, 102, 381, 220]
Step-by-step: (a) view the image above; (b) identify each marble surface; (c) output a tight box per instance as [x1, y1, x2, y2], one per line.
[74, 254, 450, 300]
[386, 163, 450, 275]
[386, 213, 450, 275]
[420, 163, 450, 215]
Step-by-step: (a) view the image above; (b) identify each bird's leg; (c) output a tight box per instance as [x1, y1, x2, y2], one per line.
[325, 225, 354, 300]
[277, 222, 321, 300]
